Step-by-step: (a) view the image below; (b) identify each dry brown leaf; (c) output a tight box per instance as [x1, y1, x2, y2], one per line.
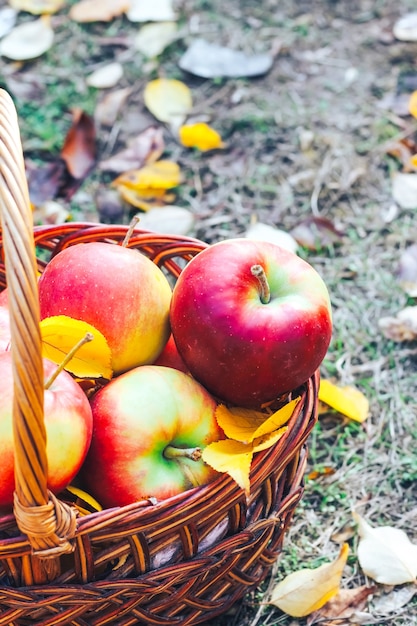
[371, 585, 417, 616]
[94, 87, 132, 127]
[378, 306, 417, 341]
[69, 0, 129, 22]
[353, 511, 417, 584]
[0, 15, 53, 60]
[61, 109, 96, 179]
[290, 216, 344, 251]
[268, 544, 349, 617]
[99, 126, 164, 172]
[307, 585, 375, 625]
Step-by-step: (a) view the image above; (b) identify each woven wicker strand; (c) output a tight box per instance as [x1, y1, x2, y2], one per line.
[0, 89, 319, 624]
[0, 89, 78, 582]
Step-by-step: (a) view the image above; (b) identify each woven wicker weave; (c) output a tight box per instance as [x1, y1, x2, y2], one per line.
[0, 89, 319, 625]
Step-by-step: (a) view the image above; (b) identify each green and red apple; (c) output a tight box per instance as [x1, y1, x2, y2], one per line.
[37, 242, 172, 375]
[82, 365, 223, 508]
[170, 238, 332, 407]
[0, 352, 93, 507]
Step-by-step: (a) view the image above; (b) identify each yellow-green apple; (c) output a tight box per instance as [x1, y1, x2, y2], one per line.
[170, 239, 332, 407]
[38, 242, 172, 375]
[0, 352, 93, 508]
[81, 365, 223, 508]
[153, 334, 189, 373]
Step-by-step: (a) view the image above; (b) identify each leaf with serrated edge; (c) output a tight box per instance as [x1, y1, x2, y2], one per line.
[40, 315, 112, 379]
[269, 544, 349, 617]
[202, 439, 253, 494]
[253, 427, 287, 452]
[353, 511, 417, 584]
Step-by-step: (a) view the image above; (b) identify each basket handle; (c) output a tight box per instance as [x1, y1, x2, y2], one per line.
[0, 89, 77, 578]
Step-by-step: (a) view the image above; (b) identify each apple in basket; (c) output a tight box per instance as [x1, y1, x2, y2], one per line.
[0, 352, 93, 508]
[170, 238, 332, 408]
[81, 365, 223, 508]
[37, 242, 172, 375]
[152, 334, 189, 373]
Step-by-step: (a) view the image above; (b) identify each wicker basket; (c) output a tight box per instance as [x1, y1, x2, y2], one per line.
[0, 89, 319, 625]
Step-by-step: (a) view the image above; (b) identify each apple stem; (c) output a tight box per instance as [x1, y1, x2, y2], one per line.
[121, 214, 140, 247]
[164, 445, 202, 462]
[43, 332, 94, 390]
[251, 264, 271, 304]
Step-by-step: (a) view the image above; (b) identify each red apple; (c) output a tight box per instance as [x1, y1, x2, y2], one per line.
[38, 242, 172, 375]
[0, 352, 93, 507]
[82, 365, 223, 508]
[170, 239, 332, 407]
[153, 334, 189, 373]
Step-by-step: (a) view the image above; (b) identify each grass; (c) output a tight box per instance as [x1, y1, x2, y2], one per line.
[1, 0, 416, 624]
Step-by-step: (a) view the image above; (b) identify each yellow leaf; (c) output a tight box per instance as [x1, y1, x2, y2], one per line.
[253, 427, 287, 452]
[40, 315, 112, 379]
[319, 379, 369, 422]
[409, 90, 417, 119]
[116, 186, 173, 210]
[66, 485, 103, 513]
[144, 78, 192, 127]
[216, 398, 298, 443]
[353, 511, 417, 584]
[269, 543, 349, 617]
[411, 153, 417, 168]
[179, 122, 224, 151]
[10, 0, 64, 14]
[202, 439, 253, 495]
[113, 160, 181, 191]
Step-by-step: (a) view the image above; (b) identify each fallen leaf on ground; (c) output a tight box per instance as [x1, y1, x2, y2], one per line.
[290, 216, 344, 250]
[378, 306, 417, 341]
[268, 544, 349, 617]
[179, 122, 224, 151]
[94, 87, 132, 127]
[391, 172, 417, 208]
[353, 510, 417, 585]
[40, 315, 112, 379]
[371, 585, 417, 616]
[10, 0, 64, 14]
[307, 585, 375, 625]
[135, 205, 195, 235]
[134, 21, 177, 57]
[69, 0, 129, 22]
[126, 0, 177, 22]
[409, 90, 417, 118]
[318, 380, 369, 423]
[86, 61, 123, 89]
[307, 466, 336, 481]
[116, 187, 175, 211]
[0, 15, 53, 60]
[99, 126, 164, 172]
[26, 159, 66, 206]
[0, 8, 17, 39]
[179, 38, 274, 78]
[113, 160, 181, 191]
[33, 200, 70, 225]
[245, 222, 299, 253]
[61, 109, 96, 179]
[144, 78, 192, 129]
[397, 243, 417, 296]
[393, 12, 417, 41]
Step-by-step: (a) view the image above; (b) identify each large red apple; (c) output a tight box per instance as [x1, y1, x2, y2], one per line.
[153, 334, 189, 373]
[38, 242, 172, 375]
[170, 239, 332, 407]
[0, 352, 93, 508]
[82, 365, 223, 508]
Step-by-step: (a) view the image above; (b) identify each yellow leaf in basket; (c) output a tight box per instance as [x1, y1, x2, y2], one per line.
[113, 160, 181, 191]
[216, 398, 298, 444]
[319, 379, 369, 423]
[202, 439, 253, 495]
[268, 543, 349, 617]
[253, 426, 288, 452]
[40, 315, 112, 379]
[179, 122, 224, 151]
